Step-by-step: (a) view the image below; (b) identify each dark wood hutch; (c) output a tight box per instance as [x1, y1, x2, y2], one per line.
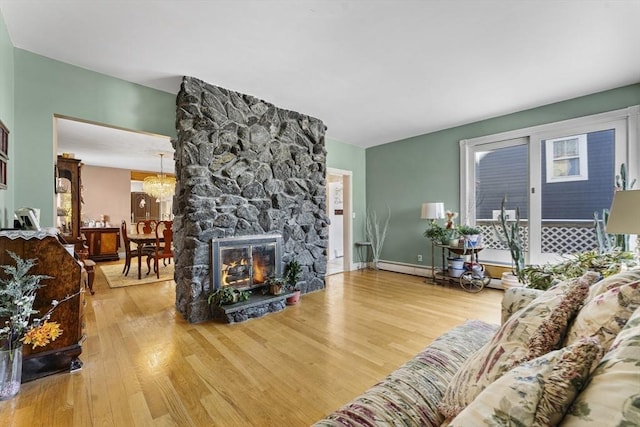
[56, 155, 83, 250]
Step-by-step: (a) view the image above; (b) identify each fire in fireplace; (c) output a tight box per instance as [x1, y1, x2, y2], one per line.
[211, 235, 283, 290]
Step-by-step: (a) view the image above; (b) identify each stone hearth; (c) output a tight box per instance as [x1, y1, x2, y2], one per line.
[173, 76, 329, 323]
[211, 292, 295, 324]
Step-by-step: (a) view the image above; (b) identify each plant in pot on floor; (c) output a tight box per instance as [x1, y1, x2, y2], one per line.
[492, 196, 526, 288]
[284, 259, 302, 305]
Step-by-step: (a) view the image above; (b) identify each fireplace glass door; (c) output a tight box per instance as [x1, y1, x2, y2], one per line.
[213, 235, 282, 291]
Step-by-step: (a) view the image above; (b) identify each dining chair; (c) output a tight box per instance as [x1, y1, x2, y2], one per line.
[121, 220, 154, 276]
[146, 220, 174, 279]
[136, 219, 158, 234]
[136, 219, 158, 251]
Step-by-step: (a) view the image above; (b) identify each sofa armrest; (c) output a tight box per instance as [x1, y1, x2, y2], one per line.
[501, 287, 544, 324]
[314, 320, 498, 427]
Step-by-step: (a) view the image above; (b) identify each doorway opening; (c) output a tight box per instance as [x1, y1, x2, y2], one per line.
[326, 168, 353, 275]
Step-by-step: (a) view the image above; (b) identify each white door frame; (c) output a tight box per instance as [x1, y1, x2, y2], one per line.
[327, 167, 354, 272]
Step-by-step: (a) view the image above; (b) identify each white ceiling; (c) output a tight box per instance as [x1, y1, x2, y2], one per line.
[55, 118, 174, 174]
[2, 0, 640, 170]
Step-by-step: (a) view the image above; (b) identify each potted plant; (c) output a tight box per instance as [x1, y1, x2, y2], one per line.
[265, 276, 286, 296]
[208, 287, 250, 306]
[457, 224, 482, 248]
[423, 223, 449, 245]
[492, 196, 525, 287]
[284, 259, 302, 304]
[521, 249, 636, 290]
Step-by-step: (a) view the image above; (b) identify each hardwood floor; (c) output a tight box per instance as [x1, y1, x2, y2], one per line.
[0, 264, 503, 427]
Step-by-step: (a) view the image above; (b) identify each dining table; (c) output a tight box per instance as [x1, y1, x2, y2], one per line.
[127, 233, 163, 279]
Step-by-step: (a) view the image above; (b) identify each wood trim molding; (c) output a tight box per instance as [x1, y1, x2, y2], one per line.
[130, 170, 175, 181]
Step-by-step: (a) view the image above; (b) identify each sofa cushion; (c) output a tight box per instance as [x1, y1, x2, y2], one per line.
[564, 280, 640, 350]
[447, 337, 603, 427]
[560, 307, 640, 426]
[585, 266, 640, 301]
[313, 320, 497, 427]
[501, 286, 543, 324]
[439, 272, 598, 418]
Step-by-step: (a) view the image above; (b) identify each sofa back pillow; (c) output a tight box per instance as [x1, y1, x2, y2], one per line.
[560, 306, 640, 426]
[585, 267, 640, 301]
[446, 337, 603, 427]
[564, 280, 640, 351]
[438, 272, 598, 419]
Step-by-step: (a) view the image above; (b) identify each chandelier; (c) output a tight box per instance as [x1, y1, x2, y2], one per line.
[143, 153, 176, 200]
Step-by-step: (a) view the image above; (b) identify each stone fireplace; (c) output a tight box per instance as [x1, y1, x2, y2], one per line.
[173, 76, 329, 323]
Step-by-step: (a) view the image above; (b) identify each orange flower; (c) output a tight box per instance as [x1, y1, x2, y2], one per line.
[21, 321, 63, 348]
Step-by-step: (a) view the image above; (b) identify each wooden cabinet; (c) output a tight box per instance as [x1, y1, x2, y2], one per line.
[56, 156, 83, 249]
[131, 192, 160, 223]
[81, 227, 121, 261]
[0, 231, 84, 382]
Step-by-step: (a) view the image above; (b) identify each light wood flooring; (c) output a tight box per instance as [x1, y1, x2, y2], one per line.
[0, 263, 503, 427]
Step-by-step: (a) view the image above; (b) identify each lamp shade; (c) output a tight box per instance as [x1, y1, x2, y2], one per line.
[421, 202, 445, 220]
[606, 190, 640, 234]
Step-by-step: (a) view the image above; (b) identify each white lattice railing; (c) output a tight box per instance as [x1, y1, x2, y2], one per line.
[477, 220, 603, 255]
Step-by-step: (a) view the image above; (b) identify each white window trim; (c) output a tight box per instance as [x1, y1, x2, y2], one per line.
[545, 133, 588, 183]
[460, 105, 639, 264]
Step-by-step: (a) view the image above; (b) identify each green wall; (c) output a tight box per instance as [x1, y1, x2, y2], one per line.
[0, 9, 14, 228]
[13, 49, 176, 226]
[366, 84, 640, 268]
[8, 48, 367, 243]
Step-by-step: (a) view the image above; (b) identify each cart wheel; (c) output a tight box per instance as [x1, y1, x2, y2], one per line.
[459, 271, 484, 293]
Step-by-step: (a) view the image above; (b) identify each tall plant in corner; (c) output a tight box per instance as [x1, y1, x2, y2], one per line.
[493, 196, 525, 282]
[366, 207, 391, 270]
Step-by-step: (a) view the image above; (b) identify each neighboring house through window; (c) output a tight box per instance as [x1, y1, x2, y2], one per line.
[546, 133, 588, 183]
[460, 106, 639, 266]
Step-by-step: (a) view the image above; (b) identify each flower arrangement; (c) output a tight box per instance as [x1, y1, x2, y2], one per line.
[0, 251, 78, 354]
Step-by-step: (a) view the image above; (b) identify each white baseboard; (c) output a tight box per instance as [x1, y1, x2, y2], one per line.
[371, 260, 504, 290]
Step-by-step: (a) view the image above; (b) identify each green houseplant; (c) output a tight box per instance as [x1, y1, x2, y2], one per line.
[424, 223, 449, 245]
[457, 224, 482, 248]
[208, 287, 250, 306]
[284, 259, 302, 304]
[492, 196, 526, 285]
[521, 249, 636, 290]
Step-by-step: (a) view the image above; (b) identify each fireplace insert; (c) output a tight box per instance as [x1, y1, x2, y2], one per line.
[211, 234, 283, 291]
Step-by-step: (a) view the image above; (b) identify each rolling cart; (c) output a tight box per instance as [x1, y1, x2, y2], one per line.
[432, 243, 491, 293]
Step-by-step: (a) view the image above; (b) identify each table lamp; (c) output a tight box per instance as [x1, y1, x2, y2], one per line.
[421, 202, 445, 224]
[606, 189, 640, 257]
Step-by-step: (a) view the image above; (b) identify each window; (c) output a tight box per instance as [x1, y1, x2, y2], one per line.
[545, 134, 588, 183]
[461, 106, 639, 266]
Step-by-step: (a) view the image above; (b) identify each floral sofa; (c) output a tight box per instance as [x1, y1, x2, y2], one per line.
[314, 267, 640, 426]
